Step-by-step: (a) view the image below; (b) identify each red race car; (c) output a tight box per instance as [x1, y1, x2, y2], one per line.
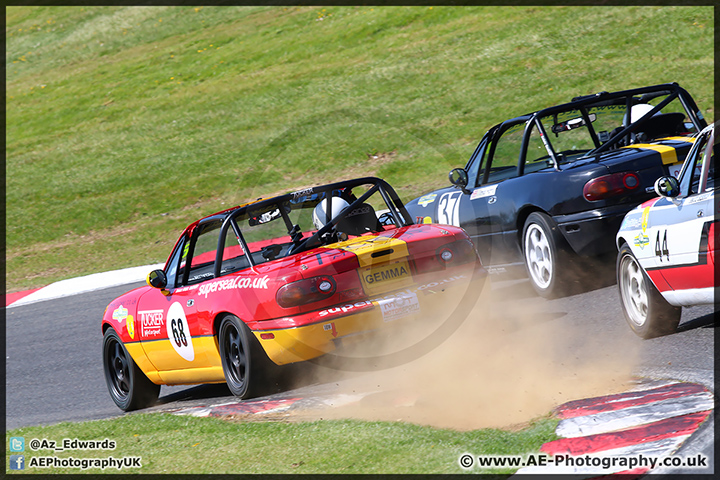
[102, 177, 486, 411]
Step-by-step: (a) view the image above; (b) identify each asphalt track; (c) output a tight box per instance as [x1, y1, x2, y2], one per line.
[6, 275, 714, 472]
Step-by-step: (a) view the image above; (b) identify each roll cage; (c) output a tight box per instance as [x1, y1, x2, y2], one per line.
[178, 177, 415, 280]
[465, 83, 707, 184]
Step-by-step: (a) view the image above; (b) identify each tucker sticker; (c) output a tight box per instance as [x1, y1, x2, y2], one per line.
[378, 292, 420, 322]
[418, 193, 437, 207]
[139, 309, 165, 339]
[198, 275, 270, 298]
[166, 302, 194, 362]
[470, 184, 498, 201]
[112, 305, 128, 324]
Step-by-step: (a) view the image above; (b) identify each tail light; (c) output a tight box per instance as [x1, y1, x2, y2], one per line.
[276, 276, 336, 308]
[583, 172, 640, 201]
[415, 239, 478, 273]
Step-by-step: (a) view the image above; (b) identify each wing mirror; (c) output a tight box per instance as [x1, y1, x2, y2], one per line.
[147, 269, 168, 289]
[654, 176, 680, 198]
[449, 168, 471, 194]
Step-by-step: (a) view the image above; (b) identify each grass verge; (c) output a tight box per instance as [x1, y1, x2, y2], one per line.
[5, 5, 713, 291]
[6, 413, 558, 474]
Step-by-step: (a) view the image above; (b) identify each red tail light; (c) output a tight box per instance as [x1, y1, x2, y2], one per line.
[583, 172, 640, 201]
[276, 276, 336, 308]
[415, 239, 479, 273]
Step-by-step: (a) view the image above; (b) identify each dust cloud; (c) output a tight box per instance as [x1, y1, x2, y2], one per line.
[289, 278, 638, 431]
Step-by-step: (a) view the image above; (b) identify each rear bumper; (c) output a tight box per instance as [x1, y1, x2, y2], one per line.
[554, 204, 637, 257]
[253, 266, 487, 365]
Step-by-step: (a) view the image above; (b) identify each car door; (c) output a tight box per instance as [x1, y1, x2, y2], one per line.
[135, 223, 215, 377]
[648, 126, 715, 302]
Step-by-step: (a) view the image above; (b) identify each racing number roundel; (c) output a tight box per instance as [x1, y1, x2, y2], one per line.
[166, 302, 194, 362]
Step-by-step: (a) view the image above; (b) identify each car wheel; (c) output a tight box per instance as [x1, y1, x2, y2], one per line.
[522, 212, 572, 298]
[617, 244, 681, 338]
[219, 315, 268, 398]
[102, 328, 160, 411]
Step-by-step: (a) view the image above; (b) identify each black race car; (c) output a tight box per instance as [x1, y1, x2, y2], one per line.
[406, 83, 707, 298]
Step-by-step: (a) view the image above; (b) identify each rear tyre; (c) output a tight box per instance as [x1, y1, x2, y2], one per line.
[617, 244, 681, 338]
[218, 315, 270, 398]
[102, 328, 160, 411]
[522, 212, 574, 298]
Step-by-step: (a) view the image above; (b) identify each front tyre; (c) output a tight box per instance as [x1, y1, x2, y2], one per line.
[522, 212, 573, 298]
[218, 315, 268, 399]
[617, 244, 681, 338]
[102, 328, 160, 411]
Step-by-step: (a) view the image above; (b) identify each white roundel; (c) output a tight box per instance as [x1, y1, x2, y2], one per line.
[166, 302, 194, 362]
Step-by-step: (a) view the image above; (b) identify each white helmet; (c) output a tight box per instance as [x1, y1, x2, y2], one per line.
[629, 104, 656, 123]
[312, 197, 350, 231]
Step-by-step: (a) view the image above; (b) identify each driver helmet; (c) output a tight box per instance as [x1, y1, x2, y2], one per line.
[628, 103, 657, 123]
[312, 197, 350, 231]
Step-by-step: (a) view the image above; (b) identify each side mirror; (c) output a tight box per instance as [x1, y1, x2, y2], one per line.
[147, 269, 168, 289]
[449, 168, 470, 193]
[654, 176, 680, 198]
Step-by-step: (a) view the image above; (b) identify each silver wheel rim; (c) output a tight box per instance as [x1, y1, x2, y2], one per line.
[619, 253, 648, 327]
[524, 223, 553, 289]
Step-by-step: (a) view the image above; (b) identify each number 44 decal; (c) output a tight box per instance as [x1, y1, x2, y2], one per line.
[654, 229, 669, 261]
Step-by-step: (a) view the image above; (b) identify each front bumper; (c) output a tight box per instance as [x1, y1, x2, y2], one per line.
[253, 266, 487, 365]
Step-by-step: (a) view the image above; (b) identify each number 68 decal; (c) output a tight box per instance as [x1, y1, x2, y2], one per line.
[166, 302, 195, 361]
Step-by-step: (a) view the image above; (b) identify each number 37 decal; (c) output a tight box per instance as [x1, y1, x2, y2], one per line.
[438, 192, 462, 227]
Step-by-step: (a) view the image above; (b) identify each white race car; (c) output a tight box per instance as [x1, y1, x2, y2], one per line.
[616, 122, 715, 338]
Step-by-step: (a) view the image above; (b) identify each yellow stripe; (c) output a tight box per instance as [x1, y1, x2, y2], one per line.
[323, 235, 409, 267]
[621, 143, 678, 165]
[661, 136, 696, 144]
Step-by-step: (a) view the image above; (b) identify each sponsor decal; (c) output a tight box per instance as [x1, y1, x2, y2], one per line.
[363, 263, 410, 285]
[634, 233, 650, 249]
[139, 309, 165, 339]
[347, 205, 372, 217]
[126, 315, 135, 339]
[319, 301, 373, 317]
[685, 192, 713, 205]
[418, 193, 437, 207]
[470, 184, 498, 201]
[112, 305, 128, 324]
[633, 205, 652, 249]
[292, 187, 313, 201]
[622, 216, 642, 230]
[323, 322, 338, 337]
[378, 292, 420, 322]
[166, 302, 194, 361]
[198, 275, 270, 298]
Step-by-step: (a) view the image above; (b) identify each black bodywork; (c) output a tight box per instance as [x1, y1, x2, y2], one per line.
[406, 83, 707, 278]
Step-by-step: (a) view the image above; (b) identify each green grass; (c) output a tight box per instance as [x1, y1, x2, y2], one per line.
[6, 6, 714, 291]
[6, 413, 558, 474]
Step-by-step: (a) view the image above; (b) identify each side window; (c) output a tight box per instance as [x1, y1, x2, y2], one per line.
[220, 225, 250, 275]
[185, 220, 222, 285]
[680, 135, 709, 196]
[165, 236, 187, 289]
[483, 122, 525, 184]
[465, 134, 489, 189]
[523, 124, 551, 174]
